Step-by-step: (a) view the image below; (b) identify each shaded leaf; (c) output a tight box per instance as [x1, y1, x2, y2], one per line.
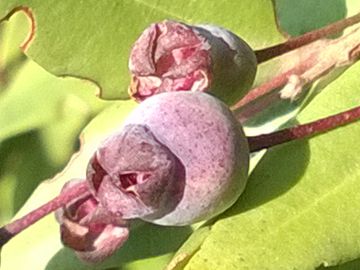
[275, 0, 347, 36]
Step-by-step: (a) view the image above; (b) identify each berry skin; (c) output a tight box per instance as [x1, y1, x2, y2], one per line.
[129, 20, 257, 105]
[88, 91, 249, 226]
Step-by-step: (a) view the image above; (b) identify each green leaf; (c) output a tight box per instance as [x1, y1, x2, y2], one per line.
[0, 59, 108, 143]
[0, 65, 108, 225]
[0, 132, 62, 224]
[275, 0, 347, 36]
[0, 19, 109, 225]
[0, 11, 27, 86]
[169, 58, 360, 270]
[0, 12, 109, 225]
[0, 0, 283, 99]
[0, 94, 98, 224]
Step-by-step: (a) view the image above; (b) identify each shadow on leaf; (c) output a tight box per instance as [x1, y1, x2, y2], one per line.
[45, 221, 193, 270]
[0, 131, 60, 221]
[274, 0, 347, 36]
[216, 132, 310, 220]
[317, 257, 360, 270]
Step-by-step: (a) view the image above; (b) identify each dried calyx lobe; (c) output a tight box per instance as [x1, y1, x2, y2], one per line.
[56, 179, 129, 263]
[129, 20, 257, 105]
[87, 124, 186, 219]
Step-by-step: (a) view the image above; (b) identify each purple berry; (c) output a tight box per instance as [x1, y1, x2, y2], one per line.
[88, 91, 249, 226]
[51, 91, 249, 263]
[129, 20, 257, 105]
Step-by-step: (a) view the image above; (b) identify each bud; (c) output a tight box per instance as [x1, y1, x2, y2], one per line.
[129, 20, 257, 105]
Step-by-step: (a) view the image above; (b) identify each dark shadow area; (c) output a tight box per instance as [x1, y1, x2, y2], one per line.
[0, 131, 62, 213]
[214, 127, 310, 219]
[300, 65, 349, 110]
[240, 86, 310, 128]
[317, 258, 360, 270]
[239, 61, 349, 129]
[274, 0, 347, 36]
[45, 221, 193, 270]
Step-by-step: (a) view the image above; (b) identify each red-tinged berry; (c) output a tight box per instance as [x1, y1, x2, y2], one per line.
[129, 20, 257, 105]
[89, 92, 249, 225]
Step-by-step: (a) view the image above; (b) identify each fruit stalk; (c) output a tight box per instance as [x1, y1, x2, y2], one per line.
[0, 181, 89, 247]
[248, 105, 360, 152]
[234, 24, 360, 121]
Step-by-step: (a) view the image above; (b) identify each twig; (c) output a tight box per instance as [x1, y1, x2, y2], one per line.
[248, 105, 360, 152]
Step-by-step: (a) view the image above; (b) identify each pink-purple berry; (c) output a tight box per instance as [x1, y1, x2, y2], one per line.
[129, 20, 257, 105]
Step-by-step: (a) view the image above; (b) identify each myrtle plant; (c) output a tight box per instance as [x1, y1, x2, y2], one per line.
[1, 1, 360, 270]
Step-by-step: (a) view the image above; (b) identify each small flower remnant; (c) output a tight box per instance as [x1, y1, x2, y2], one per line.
[55, 179, 129, 263]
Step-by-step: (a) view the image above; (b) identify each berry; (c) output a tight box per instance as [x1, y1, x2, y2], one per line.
[88, 91, 249, 225]
[129, 20, 257, 105]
